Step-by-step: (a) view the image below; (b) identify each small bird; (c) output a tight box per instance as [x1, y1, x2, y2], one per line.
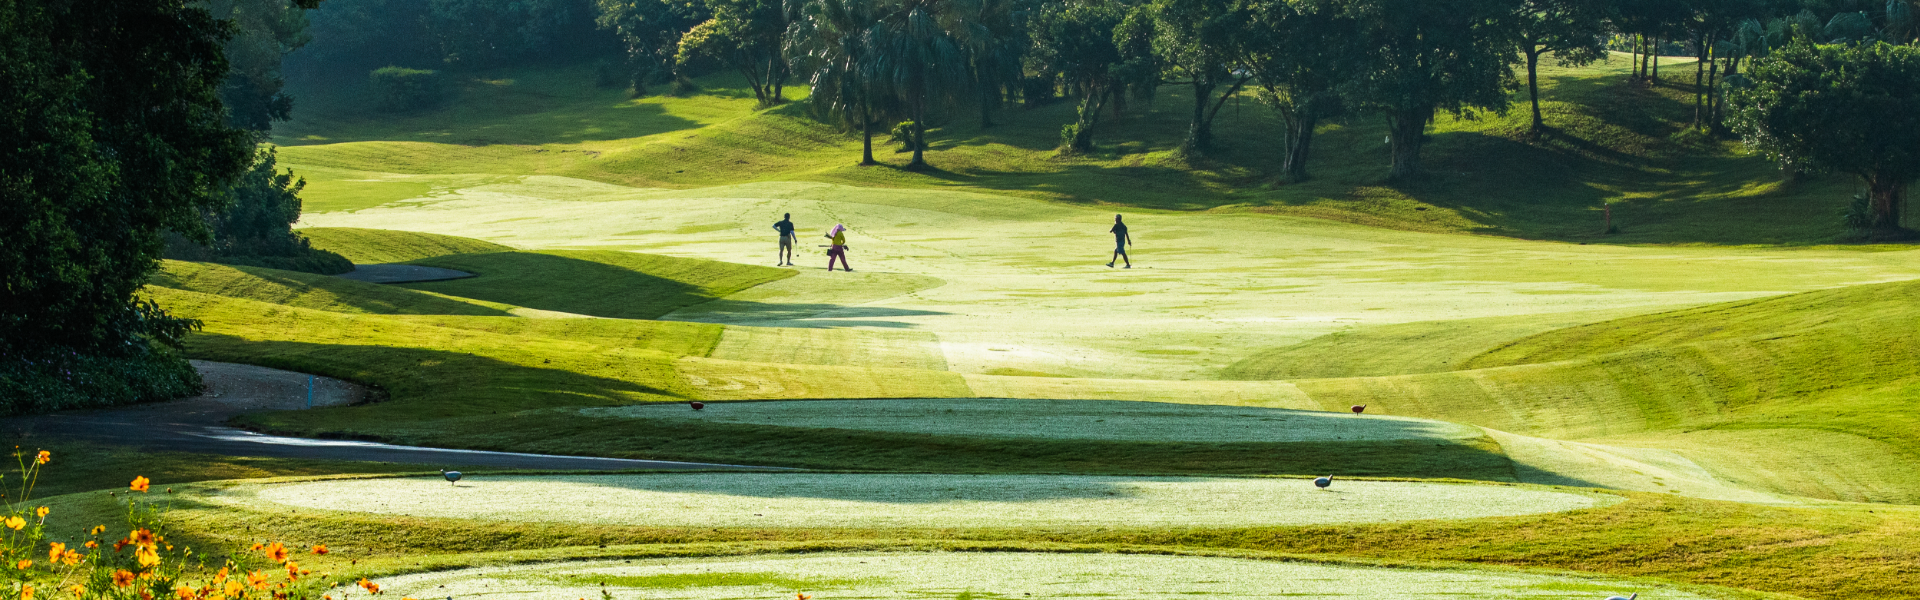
[1350, 405, 1367, 414]
[1604, 595, 1637, 600]
[440, 470, 461, 486]
[1314, 475, 1332, 489]
[690, 401, 705, 410]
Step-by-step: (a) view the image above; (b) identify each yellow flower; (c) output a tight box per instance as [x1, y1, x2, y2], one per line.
[135, 547, 161, 569]
[4, 516, 24, 530]
[35, 451, 49, 465]
[113, 570, 138, 588]
[34, 507, 48, 519]
[173, 587, 194, 600]
[68, 586, 85, 598]
[83, 542, 99, 549]
[16, 559, 31, 570]
[60, 551, 81, 567]
[247, 571, 270, 590]
[130, 476, 151, 493]
[48, 543, 65, 562]
[223, 581, 244, 598]
[21, 584, 33, 600]
[90, 525, 106, 536]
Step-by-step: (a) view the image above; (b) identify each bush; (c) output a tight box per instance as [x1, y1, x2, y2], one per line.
[594, 58, 626, 89]
[163, 149, 356, 275]
[890, 121, 922, 151]
[368, 66, 447, 112]
[670, 75, 701, 96]
[0, 343, 202, 416]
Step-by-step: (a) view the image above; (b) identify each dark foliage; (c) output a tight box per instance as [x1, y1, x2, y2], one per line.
[368, 65, 449, 111]
[166, 149, 355, 276]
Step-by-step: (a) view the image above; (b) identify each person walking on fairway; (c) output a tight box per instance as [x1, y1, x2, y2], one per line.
[773, 213, 798, 266]
[825, 223, 852, 272]
[1108, 214, 1132, 268]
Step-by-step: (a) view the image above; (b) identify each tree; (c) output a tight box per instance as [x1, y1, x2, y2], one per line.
[678, 0, 799, 106]
[2, 0, 259, 406]
[1731, 40, 1920, 236]
[202, 0, 312, 132]
[1028, 0, 1128, 153]
[791, 0, 896, 164]
[1153, 0, 1250, 157]
[599, 0, 712, 91]
[870, 0, 973, 170]
[1242, 0, 1358, 181]
[1515, 0, 1611, 132]
[1343, 0, 1522, 180]
[948, 0, 1026, 128]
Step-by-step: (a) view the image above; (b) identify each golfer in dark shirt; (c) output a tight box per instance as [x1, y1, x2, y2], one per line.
[1108, 214, 1132, 268]
[773, 213, 798, 266]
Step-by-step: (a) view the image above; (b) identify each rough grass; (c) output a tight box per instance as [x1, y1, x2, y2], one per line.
[225, 474, 1612, 528]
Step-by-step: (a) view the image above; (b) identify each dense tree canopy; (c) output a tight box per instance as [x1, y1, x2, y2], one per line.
[1731, 40, 1920, 236]
[1343, 0, 1522, 180]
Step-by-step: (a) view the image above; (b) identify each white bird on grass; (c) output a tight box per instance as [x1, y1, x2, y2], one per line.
[1604, 594, 1638, 600]
[441, 469, 462, 486]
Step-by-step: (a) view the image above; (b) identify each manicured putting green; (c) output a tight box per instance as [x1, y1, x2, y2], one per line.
[374, 552, 1712, 600]
[237, 474, 1610, 528]
[581, 399, 1481, 443]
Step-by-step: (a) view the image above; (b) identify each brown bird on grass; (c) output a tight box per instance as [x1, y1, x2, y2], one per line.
[1350, 405, 1366, 414]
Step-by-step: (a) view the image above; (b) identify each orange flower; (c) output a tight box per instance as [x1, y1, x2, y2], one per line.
[284, 561, 300, 581]
[21, 584, 33, 600]
[130, 476, 151, 492]
[310, 545, 328, 555]
[60, 551, 81, 567]
[113, 570, 138, 588]
[16, 559, 31, 570]
[48, 543, 65, 562]
[35, 451, 49, 465]
[35, 507, 48, 518]
[141, 590, 153, 600]
[68, 586, 85, 599]
[215, 567, 230, 581]
[132, 529, 159, 548]
[83, 542, 98, 549]
[261, 542, 288, 563]
[797, 594, 812, 600]
[223, 581, 244, 598]
[174, 586, 195, 600]
[135, 547, 160, 569]
[357, 579, 381, 595]
[246, 571, 270, 590]
[4, 516, 24, 530]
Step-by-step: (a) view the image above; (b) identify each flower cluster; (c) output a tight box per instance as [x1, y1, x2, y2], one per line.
[1, 450, 383, 600]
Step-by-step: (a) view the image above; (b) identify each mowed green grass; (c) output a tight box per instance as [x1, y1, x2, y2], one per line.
[374, 552, 1714, 600]
[226, 474, 1611, 528]
[300, 227, 516, 264]
[273, 55, 1911, 245]
[399, 250, 796, 319]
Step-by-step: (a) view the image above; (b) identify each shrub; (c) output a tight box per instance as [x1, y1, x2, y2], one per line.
[670, 75, 700, 96]
[0, 343, 201, 416]
[163, 149, 355, 276]
[593, 58, 626, 89]
[368, 66, 446, 112]
[890, 121, 922, 151]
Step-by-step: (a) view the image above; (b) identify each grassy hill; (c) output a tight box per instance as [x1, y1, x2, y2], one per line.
[276, 55, 1904, 246]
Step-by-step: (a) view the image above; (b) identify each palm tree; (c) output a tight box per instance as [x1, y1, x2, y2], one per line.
[947, 0, 1024, 128]
[871, 0, 972, 170]
[791, 0, 890, 164]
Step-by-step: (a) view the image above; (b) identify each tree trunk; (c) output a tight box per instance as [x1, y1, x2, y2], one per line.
[1693, 33, 1708, 124]
[1281, 107, 1320, 183]
[1525, 44, 1544, 131]
[1868, 173, 1910, 232]
[1386, 105, 1433, 181]
[1652, 38, 1660, 82]
[1705, 56, 1721, 129]
[1182, 78, 1217, 156]
[908, 97, 929, 170]
[860, 101, 877, 166]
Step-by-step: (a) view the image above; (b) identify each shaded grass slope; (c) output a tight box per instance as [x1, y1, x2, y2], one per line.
[400, 250, 796, 319]
[301, 227, 516, 264]
[149, 260, 513, 316]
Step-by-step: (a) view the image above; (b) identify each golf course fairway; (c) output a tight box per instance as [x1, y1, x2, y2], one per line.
[370, 551, 1714, 600]
[225, 474, 1612, 528]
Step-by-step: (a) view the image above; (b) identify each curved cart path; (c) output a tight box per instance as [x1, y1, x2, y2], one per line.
[0, 361, 773, 472]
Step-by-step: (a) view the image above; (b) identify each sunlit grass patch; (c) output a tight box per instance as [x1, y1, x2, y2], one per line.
[225, 474, 1613, 529]
[375, 552, 1713, 600]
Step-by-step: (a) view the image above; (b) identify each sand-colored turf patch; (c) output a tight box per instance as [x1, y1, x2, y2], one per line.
[232, 474, 1611, 528]
[581, 399, 1478, 444]
[373, 552, 1712, 600]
